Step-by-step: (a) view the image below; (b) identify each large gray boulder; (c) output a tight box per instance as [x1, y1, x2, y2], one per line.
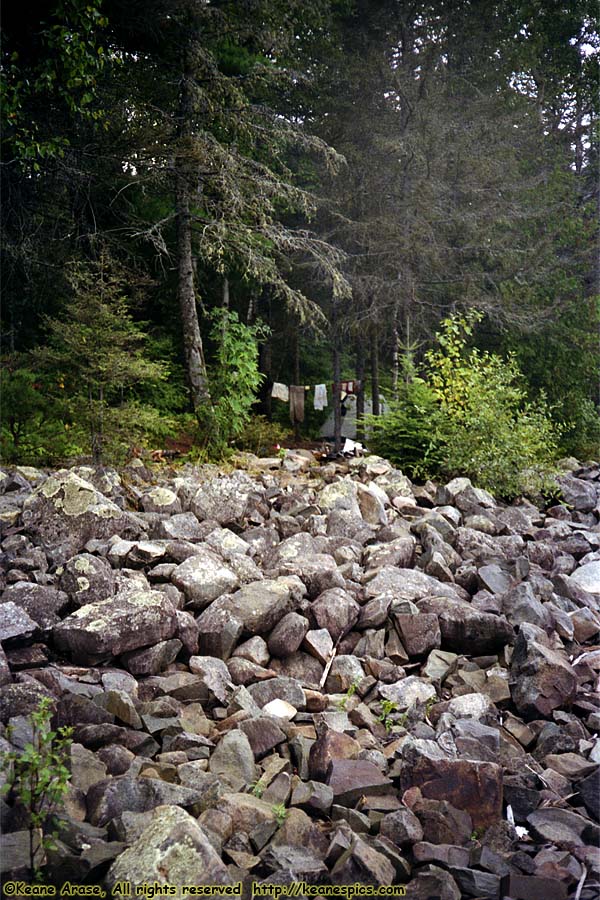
[510, 623, 577, 719]
[106, 806, 232, 896]
[58, 552, 116, 606]
[417, 596, 514, 654]
[364, 567, 461, 603]
[21, 470, 141, 561]
[203, 576, 305, 636]
[171, 547, 239, 608]
[190, 473, 261, 525]
[1, 582, 69, 628]
[53, 590, 178, 664]
[569, 561, 600, 595]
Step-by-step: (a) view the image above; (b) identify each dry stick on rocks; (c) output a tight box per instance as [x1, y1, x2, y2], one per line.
[574, 865, 588, 900]
[319, 623, 355, 691]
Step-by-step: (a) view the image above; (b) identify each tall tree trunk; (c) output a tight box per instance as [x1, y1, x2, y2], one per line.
[293, 327, 301, 442]
[371, 328, 380, 416]
[333, 303, 342, 452]
[356, 333, 366, 442]
[392, 303, 400, 400]
[404, 302, 412, 386]
[175, 51, 211, 424]
[221, 275, 229, 347]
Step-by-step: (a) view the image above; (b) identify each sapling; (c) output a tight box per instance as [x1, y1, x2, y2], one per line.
[0, 696, 73, 879]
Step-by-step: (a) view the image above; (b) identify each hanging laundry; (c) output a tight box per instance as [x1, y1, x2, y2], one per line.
[271, 382, 289, 402]
[314, 383, 328, 411]
[289, 385, 305, 424]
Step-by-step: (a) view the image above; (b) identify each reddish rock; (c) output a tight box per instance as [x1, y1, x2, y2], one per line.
[392, 613, 441, 657]
[326, 759, 392, 807]
[400, 757, 502, 830]
[308, 730, 361, 782]
[510, 623, 577, 719]
[500, 874, 568, 900]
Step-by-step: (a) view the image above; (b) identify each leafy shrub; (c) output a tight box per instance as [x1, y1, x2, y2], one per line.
[204, 309, 270, 454]
[1, 697, 73, 878]
[368, 312, 559, 499]
[365, 369, 444, 480]
[558, 396, 600, 460]
[39, 252, 168, 464]
[0, 360, 86, 465]
[234, 414, 290, 456]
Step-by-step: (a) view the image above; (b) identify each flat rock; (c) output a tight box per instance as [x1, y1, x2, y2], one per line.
[1, 582, 69, 628]
[327, 759, 392, 806]
[209, 729, 257, 790]
[417, 596, 514, 654]
[87, 776, 204, 827]
[380, 676, 436, 711]
[569, 560, 600, 594]
[309, 730, 361, 781]
[311, 588, 360, 641]
[53, 590, 178, 664]
[0, 601, 39, 642]
[510, 623, 577, 719]
[209, 576, 305, 635]
[268, 612, 310, 657]
[527, 807, 597, 846]
[191, 473, 259, 525]
[248, 676, 306, 710]
[364, 567, 460, 602]
[59, 553, 116, 606]
[392, 613, 441, 657]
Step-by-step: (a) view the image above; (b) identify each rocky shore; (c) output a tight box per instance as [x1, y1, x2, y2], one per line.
[0, 453, 599, 900]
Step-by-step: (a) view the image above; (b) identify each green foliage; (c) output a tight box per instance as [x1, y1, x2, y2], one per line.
[271, 802, 288, 826]
[39, 253, 168, 464]
[233, 415, 290, 457]
[249, 780, 265, 798]
[204, 309, 270, 454]
[559, 397, 600, 461]
[0, 360, 86, 465]
[378, 699, 399, 733]
[0, 697, 73, 878]
[365, 358, 444, 480]
[336, 676, 361, 711]
[1, 0, 108, 165]
[427, 313, 560, 499]
[368, 313, 560, 500]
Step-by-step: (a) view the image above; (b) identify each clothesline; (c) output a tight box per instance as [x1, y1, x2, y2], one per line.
[271, 380, 362, 424]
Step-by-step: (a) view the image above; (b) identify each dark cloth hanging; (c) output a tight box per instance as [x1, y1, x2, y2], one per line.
[289, 385, 305, 424]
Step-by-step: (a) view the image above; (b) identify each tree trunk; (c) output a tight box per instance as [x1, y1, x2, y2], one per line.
[371, 329, 380, 416]
[221, 275, 230, 346]
[356, 334, 366, 441]
[333, 349, 342, 452]
[175, 51, 212, 425]
[392, 303, 400, 400]
[293, 328, 301, 441]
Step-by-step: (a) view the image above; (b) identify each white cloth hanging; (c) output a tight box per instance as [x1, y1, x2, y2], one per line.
[314, 383, 328, 411]
[271, 382, 289, 402]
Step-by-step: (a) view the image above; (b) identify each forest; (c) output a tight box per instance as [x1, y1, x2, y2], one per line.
[1, 0, 599, 498]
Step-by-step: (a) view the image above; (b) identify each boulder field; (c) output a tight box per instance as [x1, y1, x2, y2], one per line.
[0, 454, 599, 899]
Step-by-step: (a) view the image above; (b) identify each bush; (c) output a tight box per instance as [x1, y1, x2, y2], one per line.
[365, 374, 444, 480]
[234, 415, 290, 456]
[558, 396, 600, 461]
[1, 697, 73, 878]
[368, 312, 560, 499]
[204, 309, 270, 454]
